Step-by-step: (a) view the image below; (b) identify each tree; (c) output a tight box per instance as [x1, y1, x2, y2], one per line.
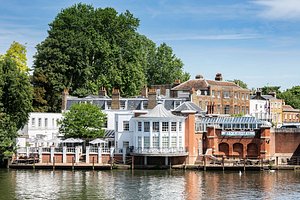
[59, 103, 107, 139]
[4, 41, 29, 72]
[146, 43, 190, 85]
[228, 79, 248, 89]
[278, 86, 300, 109]
[32, 4, 188, 112]
[0, 44, 33, 163]
[261, 86, 281, 95]
[33, 4, 148, 112]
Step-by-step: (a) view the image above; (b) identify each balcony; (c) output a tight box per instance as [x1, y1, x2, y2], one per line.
[131, 147, 188, 157]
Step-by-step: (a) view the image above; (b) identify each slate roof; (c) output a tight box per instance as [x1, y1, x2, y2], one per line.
[139, 103, 182, 119]
[173, 102, 205, 114]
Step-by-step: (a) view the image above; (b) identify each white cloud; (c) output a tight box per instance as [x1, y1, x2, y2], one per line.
[253, 0, 300, 20]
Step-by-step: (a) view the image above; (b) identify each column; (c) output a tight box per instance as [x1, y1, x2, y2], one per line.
[159, 121, 162, 151]
[165, 157, 168, 166]
[168, 121, 172, 148]
[26, 147, 30, 158]
[150, 121, 153, 149]
[98, 147, 102, 164]
[86, 146, 90, 164]
[38, 147, 43, 163]
[144, 156, 147, 165]
[62, 146, 67, 163]
[75, 146, 80, 163]
[177, 121, 180, 149]
[50, 146, 55, 163]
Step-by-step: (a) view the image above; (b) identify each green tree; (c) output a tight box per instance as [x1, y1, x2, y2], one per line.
[4, 41, 29, 72]
[278, 86, 300, 109]
[146, 43, 190, 85]
[59, 103, 107, 139]
[261, 86, 281, 95]
[33, 4, 149, 112]
[0, 46, 32, 162]
[228, 79, 248, 89]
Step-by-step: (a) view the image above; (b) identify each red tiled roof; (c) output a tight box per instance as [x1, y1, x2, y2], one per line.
[172, 79, 249, 91]
[283, 105, 300, 112]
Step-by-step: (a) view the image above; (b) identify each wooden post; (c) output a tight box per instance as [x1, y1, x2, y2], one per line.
[243, 157, 246, 171]
[261, 157, 263, 169]
[92, 157, 95, 170]
[111, 157, 113, 170]
[53, 156, 55, 171]
[276, 156, 278, 166]
[131, 156, 134, 170]
[72, 156, 74, 171]
[222, 156, 225, 171]
[33, 157, 35, 170]
[204, 155, 206, 171]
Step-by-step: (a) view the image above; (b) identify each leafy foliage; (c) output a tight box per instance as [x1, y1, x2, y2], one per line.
[32, 4, 189, 112]
[278, 86, 300, 109]
[0, 43, 32, 161]
[146, 43, 190, 85]
[228, 79, 248, 89]
[261, 86, 281, 95]
[59, 103, 107, 139]
[4, 41, 29, 72]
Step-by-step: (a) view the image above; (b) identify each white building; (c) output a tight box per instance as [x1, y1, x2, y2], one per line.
[17, 112, 63, 147]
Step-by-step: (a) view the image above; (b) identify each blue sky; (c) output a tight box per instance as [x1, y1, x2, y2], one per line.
[0, 0, 300, 90]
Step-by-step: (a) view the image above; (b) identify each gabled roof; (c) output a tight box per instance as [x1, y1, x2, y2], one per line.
[173, 102, 204, 114]
[172, 78, 249, 91]
[251, 94, 276, 100]
[139, 103, 182, 118]
[283, 105, 300, 112]
[172, 79, 209, 91]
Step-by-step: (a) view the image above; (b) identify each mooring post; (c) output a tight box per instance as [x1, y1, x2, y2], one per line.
[72, 156, 74, 171]
[92, 157, 95, 171]
[131, 156, 134, 170]
[53, 156, 55, 171]
[243, 157, 246, 171]
[222, 156, 225, 171]
[204, 155, 206, 171]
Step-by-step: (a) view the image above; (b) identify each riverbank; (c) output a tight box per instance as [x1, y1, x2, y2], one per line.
[8, 162, 300, 171]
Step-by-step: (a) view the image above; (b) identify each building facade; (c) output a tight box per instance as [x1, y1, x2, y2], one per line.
[172, 73, 250, 115]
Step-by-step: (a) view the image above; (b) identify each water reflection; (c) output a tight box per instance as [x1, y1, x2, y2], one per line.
[1, 169, 299, 199]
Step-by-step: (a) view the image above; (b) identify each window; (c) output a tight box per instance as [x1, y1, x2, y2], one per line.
[241, 94, 244, 100]
[103, 117, 108, 128]
[217, 105, 221, 114]
[123, 121, 129, 131]
[217, 91, 220, 98]
[52, 118, 55, 127]
[107, 101, 112, 109]
[45, 118, 48, 128]
[179, 122, 182, 131]
[138, 136, 142, 148]
[179, 136, 182, 147]
[171, 136, 177, 147]
[31, 118, 35, 127]
[162, 122, 169, 132]
[38, 118, 42, 127]
[144, 122, 150, 132]
[162, 136, 169, 148]
[144, 136, 150, 148]
[224, 105, 230, 114]
[153, 122, 159, 132]
[153, 136, 159, 148]
[211, 90, 215, 97]
[138, 122, 142, 131]
[171, 122, 177, 131]
[223, 91, 230, 98]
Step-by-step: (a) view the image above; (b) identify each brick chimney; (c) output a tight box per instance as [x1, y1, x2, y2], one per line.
[98, 87, 107, 97]
[61, 88, 69, 112]
[111, 88, 120, 110]
[147, 88, 157, 109]
[269, 92, 276, 98]
[256, 88, 262, 97]
[140, 86, 148, 97]
[215, 73, 223, 81]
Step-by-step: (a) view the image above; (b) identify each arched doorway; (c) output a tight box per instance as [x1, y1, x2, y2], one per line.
[219, 143, 229, 157]
[247, 143, 258, 158]
[233, 143, 244, 158]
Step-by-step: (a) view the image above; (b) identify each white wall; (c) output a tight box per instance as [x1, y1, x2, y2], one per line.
[249, 99, 269, 120]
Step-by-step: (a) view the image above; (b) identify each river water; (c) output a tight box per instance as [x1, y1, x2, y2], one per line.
[0, 169, 299, 200]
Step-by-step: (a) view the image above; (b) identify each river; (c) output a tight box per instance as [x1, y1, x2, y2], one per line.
[0, 169, 299, 199]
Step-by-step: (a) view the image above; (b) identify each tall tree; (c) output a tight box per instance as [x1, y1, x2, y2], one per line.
[0, 45, 32, 162]
[33, 4, 149, 112]
[261, 86, 281, 95]
[278, 86, 300, 109]
[4, 41, 29, 72]
[59, 103, 107, 139]
[146, 43, 190, 85]
[228, 79, 248, 89]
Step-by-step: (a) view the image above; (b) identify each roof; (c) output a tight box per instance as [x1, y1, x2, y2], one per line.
[139, 103, 182, 118]
[251, 94, 276, 100]
[173, 102, 205, 114]
[196, 116, 265, 124]
[172, 78, 249, 91]
[283, 105, 300, 112]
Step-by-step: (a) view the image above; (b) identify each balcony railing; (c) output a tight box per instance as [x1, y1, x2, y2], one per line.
[132, 147, 187, 155]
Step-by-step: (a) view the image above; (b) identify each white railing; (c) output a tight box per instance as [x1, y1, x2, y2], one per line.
[30, 147, 39, 153]
[17, 147, 27, 153]
[67, 147, 75, 153]
[54, 147, 63, 153]
[90, 147, 98, 153]
[133, 147, 186, 155]
[42, 148, 50, 153]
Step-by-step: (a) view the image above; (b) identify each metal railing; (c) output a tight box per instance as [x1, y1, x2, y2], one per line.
[133, 147, 186, 155]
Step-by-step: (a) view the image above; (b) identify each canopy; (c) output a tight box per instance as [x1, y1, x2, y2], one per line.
[47, 138, 62, 143]
[89, 138, 107, 145]
[62, 138, 84, 143]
